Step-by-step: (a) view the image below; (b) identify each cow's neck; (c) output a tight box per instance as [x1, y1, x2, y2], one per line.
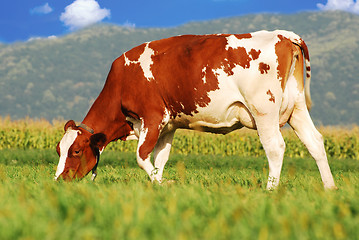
[81, 88, 130, 146]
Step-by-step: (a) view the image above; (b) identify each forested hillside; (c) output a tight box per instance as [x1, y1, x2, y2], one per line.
[0, 11, 358, 125]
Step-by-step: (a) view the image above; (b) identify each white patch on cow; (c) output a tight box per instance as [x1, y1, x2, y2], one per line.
[139, 43, 155, 81]
[55, 129, 79, 180]
[159, 108, 171, 130]
[225, 33, 261, 51]
[180, 103, 185, 110]
[123, 42, 155, 82]
[201, 67, 207, 84]
[305, 59, 310, 69]
[225, 35, 242, 50]
[273, 30, 301, 43]
[226, 31, 279, 55]
[138, 119, 148, 148]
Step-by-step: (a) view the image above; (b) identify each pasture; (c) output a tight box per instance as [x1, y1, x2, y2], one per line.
[0, 118, 358, 239]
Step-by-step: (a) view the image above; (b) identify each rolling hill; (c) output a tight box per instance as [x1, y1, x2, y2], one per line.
[0, 11, 358, 126]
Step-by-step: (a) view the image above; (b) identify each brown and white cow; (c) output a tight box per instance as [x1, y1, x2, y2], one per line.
[55, 30, 337, 190]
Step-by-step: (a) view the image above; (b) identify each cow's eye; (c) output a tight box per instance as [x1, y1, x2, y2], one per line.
[73, 150, 81, 156]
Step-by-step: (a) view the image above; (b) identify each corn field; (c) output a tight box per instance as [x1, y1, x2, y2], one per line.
[0, 116, 358, 159]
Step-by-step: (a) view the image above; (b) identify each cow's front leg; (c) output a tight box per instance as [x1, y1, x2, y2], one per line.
[153, 131, 175, 182]
[136, 121, 162, 182]
[255, 116, 286, 190]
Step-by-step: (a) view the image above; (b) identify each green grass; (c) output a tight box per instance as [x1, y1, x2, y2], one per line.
[0, 149, 359, 240]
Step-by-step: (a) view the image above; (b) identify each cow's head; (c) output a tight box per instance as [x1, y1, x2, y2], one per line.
[55, 120, 106, 181]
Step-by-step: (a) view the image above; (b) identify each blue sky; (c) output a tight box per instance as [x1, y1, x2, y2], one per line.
[1, 0, 358, 43]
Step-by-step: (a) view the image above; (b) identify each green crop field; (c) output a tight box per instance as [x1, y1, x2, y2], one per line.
[0, 118, 359, 239]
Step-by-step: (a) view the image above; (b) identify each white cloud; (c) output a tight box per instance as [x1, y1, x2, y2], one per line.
[317, 0, 359, 14]
[60, 0, 111, 30]
[30, 3, 53, 15]
[28, 35, 57, 42]
[123, 20, 136, 29]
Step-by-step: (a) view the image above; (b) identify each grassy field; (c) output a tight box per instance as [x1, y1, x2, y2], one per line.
[0, 118, 358, 239]
[0, 149, 359, 240]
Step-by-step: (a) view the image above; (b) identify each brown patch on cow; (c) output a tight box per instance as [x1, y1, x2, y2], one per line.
[222, 62, 235, 76]
[300, 40, 310, 62]
[225, 35, 258, 70]
[258, 62, 270, 74]
[266, 90, 275, 103]
[145, 34, 258, 118]
[144, 35, 221, 117]
[249, 49, 261, 60]
[305, 66, 311, 79]
[238, 33, 252, 39]
[226, 46, 252, 69]
[275, 35, 294, 91]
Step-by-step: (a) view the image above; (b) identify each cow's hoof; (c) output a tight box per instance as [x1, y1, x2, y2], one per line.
[161, 179, 176, 186]
[325, 185, 339, 191]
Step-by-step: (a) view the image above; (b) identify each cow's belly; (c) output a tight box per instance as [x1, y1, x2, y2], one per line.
[172, 90, 256, 134]
[189, 102, 255, 134]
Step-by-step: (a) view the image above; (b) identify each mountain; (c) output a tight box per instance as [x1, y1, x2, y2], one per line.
[0, 11, 358, 125]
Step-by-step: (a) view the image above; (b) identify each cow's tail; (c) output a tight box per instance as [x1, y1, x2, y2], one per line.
[288, 33, 312, 110]
[299, 40, 312, 110]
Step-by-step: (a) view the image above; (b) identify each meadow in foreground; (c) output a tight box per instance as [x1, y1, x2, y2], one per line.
[0, 149, 358, 240]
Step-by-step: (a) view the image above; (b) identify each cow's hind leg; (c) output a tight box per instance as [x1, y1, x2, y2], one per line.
[153, 130, 175, 182]
[289, 105, 336, 189]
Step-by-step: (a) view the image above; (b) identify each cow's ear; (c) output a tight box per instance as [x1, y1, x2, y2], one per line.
[64, 120, 77, 132]
[90, 133, 107, 149]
